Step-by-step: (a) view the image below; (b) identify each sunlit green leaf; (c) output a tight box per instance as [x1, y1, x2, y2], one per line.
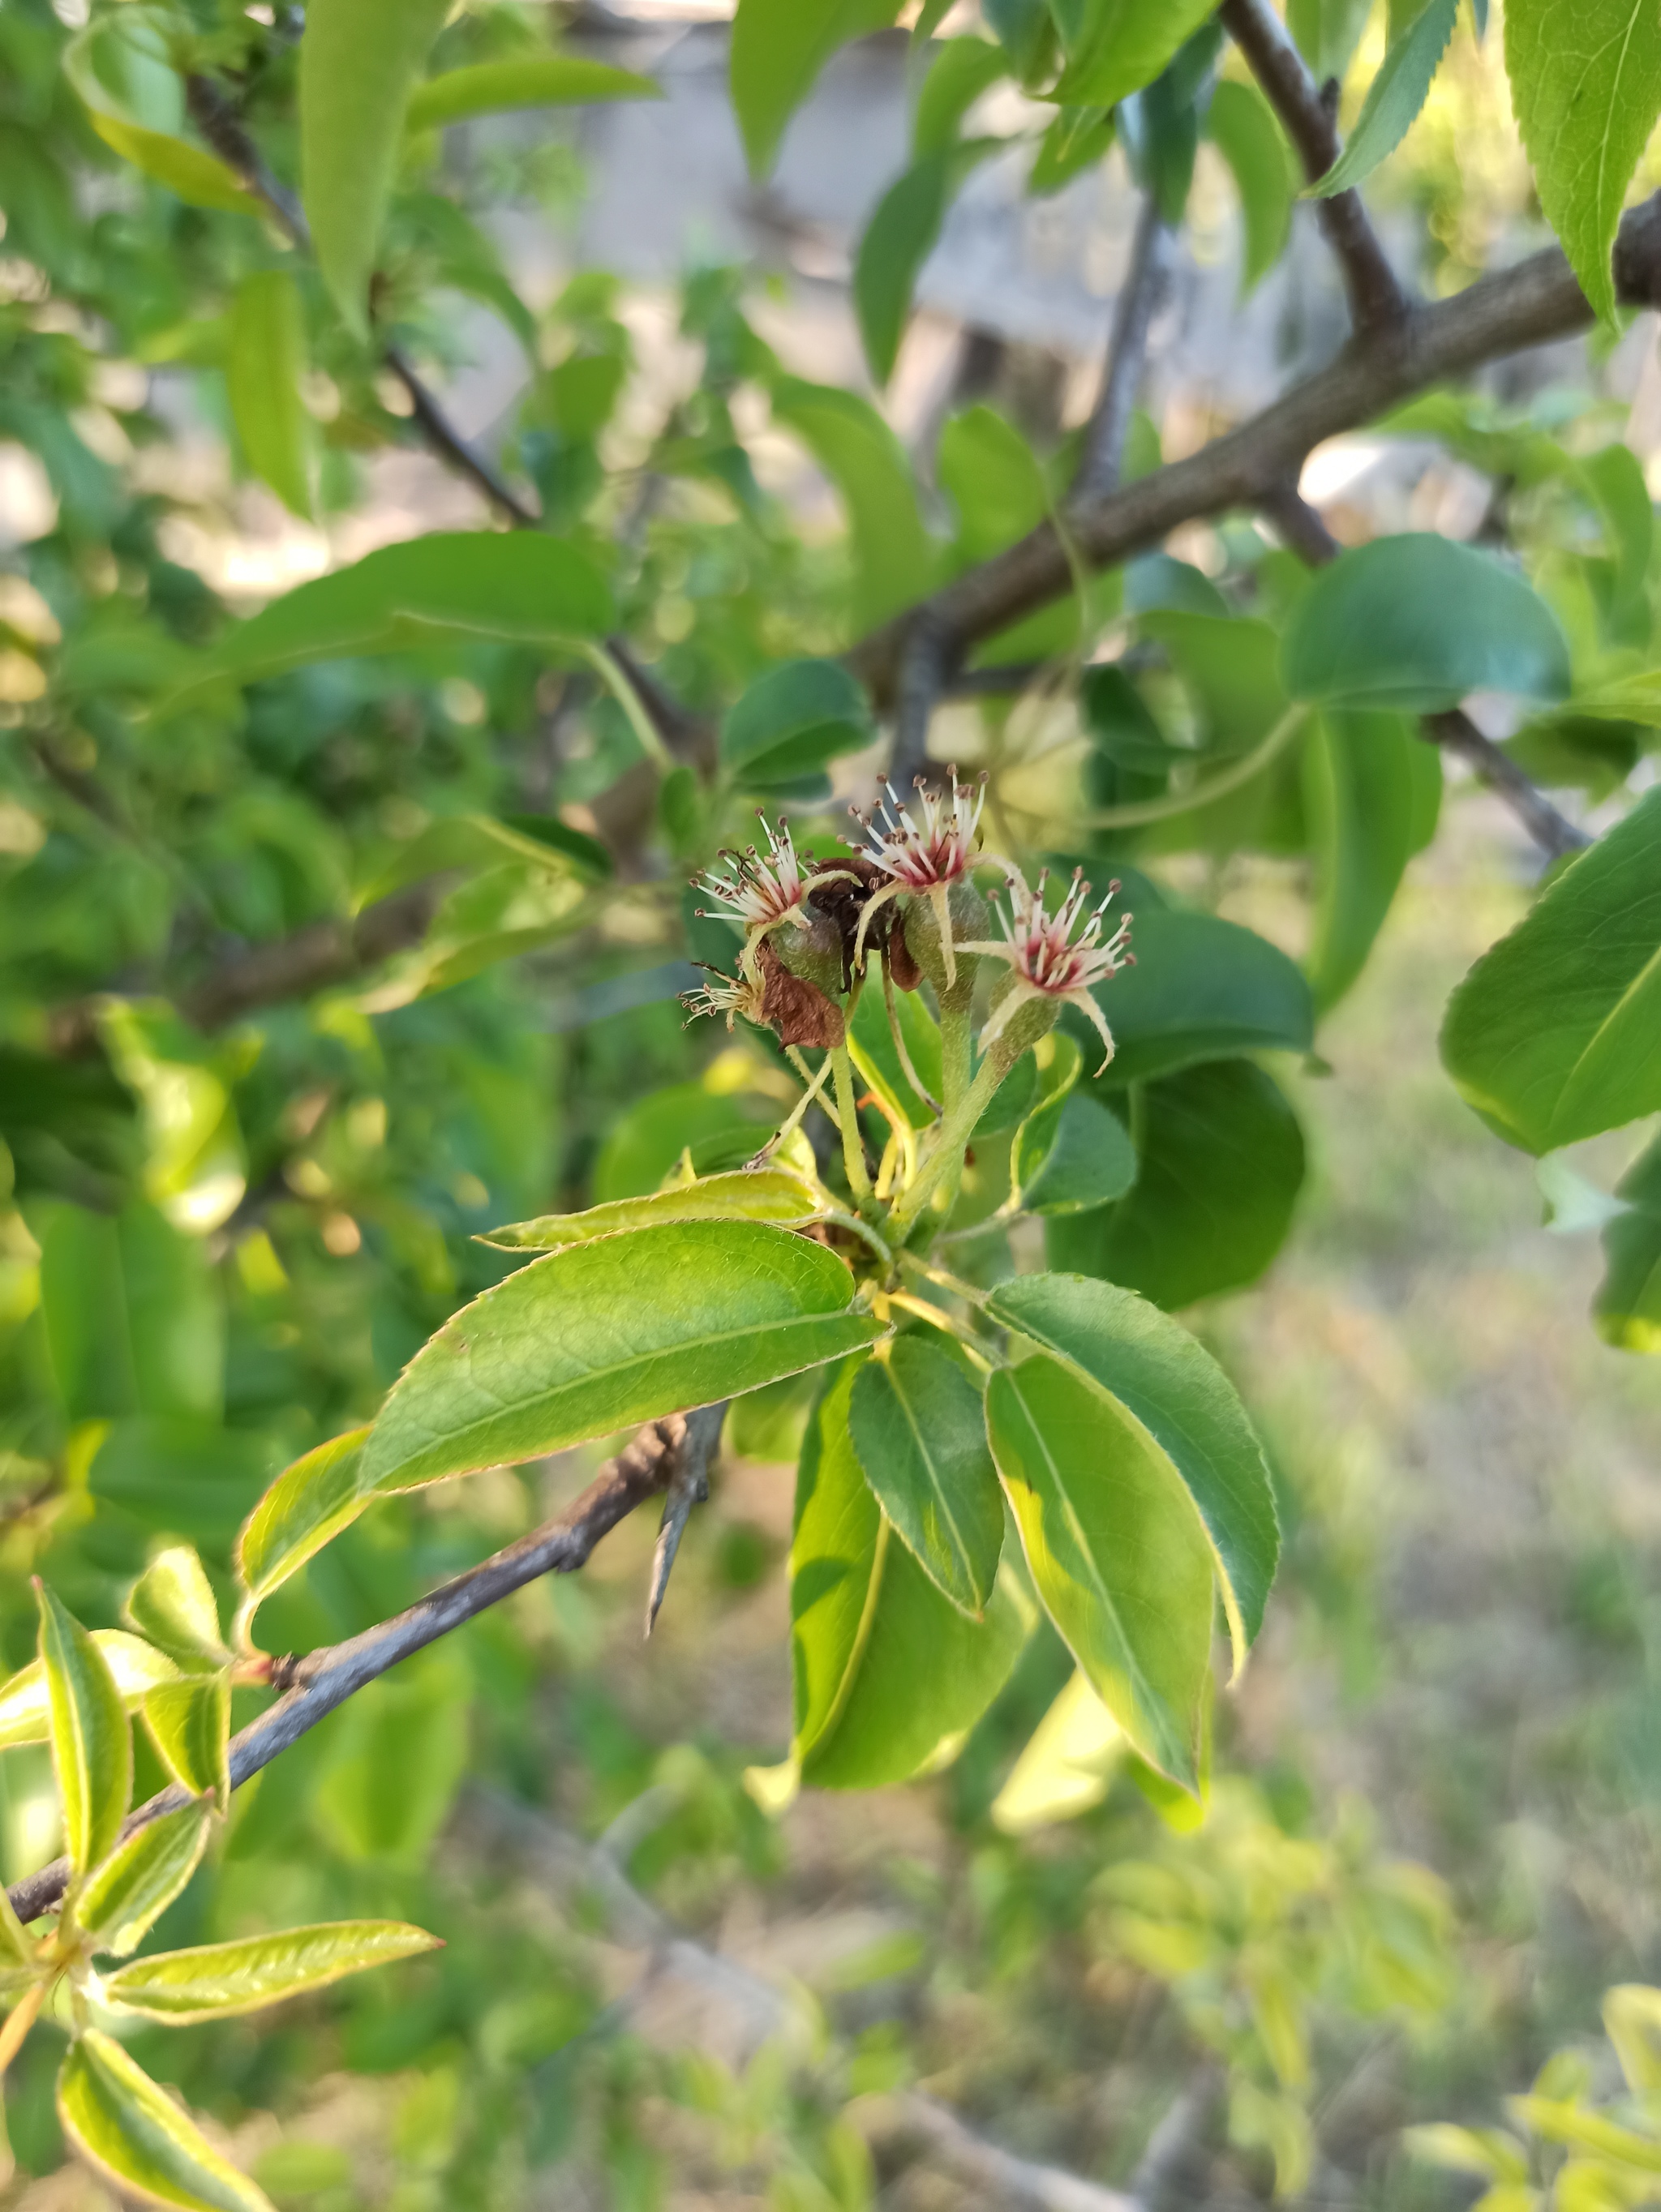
[105, 1922, 442, 2023]
[1206, 79, 1294, 294]
[847, 1335, 1003, 1614]
[1309, 0, 1457, 197]
[59, 2031, 274, 2212]
[144, 1678, 230, 1805]
[1440, 789, 1661, 1152]
[0, 1633, 181, 1752]
[985, 1271, 1279, 1665]
[36, 1583, 131, 1876]
[124, 1546, 228, 1674]
[234, 1429, 371, 1619]
[87, 115, 261, 213]
[79, 1800, 215, 1958]
[228, 272, 311, 521]
[770, 379, 933, 631]
[1051, 0, 1218, 105]
[406, 58, 661, 130]
[299, 0, 451, 335]
[913, 36, 1006, 154]
[359, 1221, 884, 1494]
[1504, 0, 1661, 321]
[719, 658, 873, 788]
[854, 142, 996, 386]
[1303, 710, 1441, 1009]
[987, 1355, 1213, 1788]
[162, 534, 614, 712]
[990, 1668, 1124, 1835]
[1595, 1133, 1661, 1353]
[479, 1169, 825, 1251]
[792, 1361, 1029, 1786]
[1079, 907, 1314, 1086]
[1012, 1042, 1139, 1215]
[730, 0, 901, 176]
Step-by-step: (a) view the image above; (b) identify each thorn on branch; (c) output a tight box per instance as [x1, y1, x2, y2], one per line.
[644, 1400, 727, 1636]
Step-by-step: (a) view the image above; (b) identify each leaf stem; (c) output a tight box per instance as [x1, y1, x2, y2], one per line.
[885, 1290, 997, 1372]
[581, 641, 675, 774]
[887, 1045, 1010, 1235]
[1061, 704, 1309, 831]
[0, 1982, 44, 2083]
[830, 1047, 873, 1203]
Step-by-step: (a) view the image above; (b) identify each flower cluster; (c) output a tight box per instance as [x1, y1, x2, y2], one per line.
[847, 770, 999, 985]
[962, 868, 1134, 1072]
[693, 814, 809, 953]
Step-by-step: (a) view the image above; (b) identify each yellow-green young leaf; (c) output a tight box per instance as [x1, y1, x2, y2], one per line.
[1605, 1984, 1661, 2098]
[124, 1547, 227, 1674]
[105, 1922, 441, 2023]
[846, 1337, 1003, 1615]
[478, 1169, 824, 1251]
[1504, 0, 1661, 322]
[792, 1361, 1029, 1788]
[0, 1867, 35, 1970]
[358, 1221, 884, 1495]
[0, 1633, 182, 1751]
[35, 1584, 131, 1876]
[87, 114, 262, 213]
[58, 2031, 273, 2212]
[1052, 0, 1218, 105]
[985, 1357, 1214, 1789]
[228, 272, 312, 520]
[731, 0, 902, 177]
[299, 0, 452, 336]
[406, 58, 662, 129]
[1506, 2098, 1661, 2171]
[1307, 0, 1457, 198]
[990, 1668, 1124, 1836]
[234, 1428, 371, 1623]
[1404, 2124, 1532, 2184]
[77, 1801, 214, 1959]
[144, 1678, 230, 1805]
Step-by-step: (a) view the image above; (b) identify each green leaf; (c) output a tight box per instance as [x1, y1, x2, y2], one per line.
[124, 1546, 228, 1674]
[1595, 1133, 1661, 1352]
[299, 0, 452, 336]
[480, 1169, 826, 1251]
[58, 2031, 274, 2212]
[1012, 1045, 1140, 1214]
[913, 36, 1007, 153]
[313, 1649, 470, 1864]
[985, 1271, 1280, 1663]
[731, 0, 901, 176]
[1140, 611, 1287, 752]
[938, 405, 1049, 566]
[38, 1201, 223, 1426]
[848, 982, 945, 1133]
[162, 534, 614, 711]
[1440, 790, 1661, 1152]
[1289, 0, 1373, 79]
[769, 379, 934, 632]
[1079, 907, 1315, 1086]
[358, 809, 612, 907]
[719, 658, 873, 787]
[986, 1355, 1213, 1787]
[1309, 0, 1457, 196]
[105, 1922, 442, 2023]
[792, 1362, 1029, 1787]
[89, 1420, 279, 1553]
[0, 1632, 181, 1751]
[855, 143, 995, 386]
[594, 1082, 772, 1202]
[1052, 0, 1219, 105]
[228, 272, 311, 521]
[1206, 79, 1294, 295]
[1030, 107, 1116, 195]
[990, 1668, 1124, 1834]
[406, 58, 662, 130]
[1303, 710, 1441, 1009]
[78, 1800, 215, 1958]
[235, 1428, 371, 1619]
[36, 1584, 131, 1876]
[1504, 0, 1661, 322]
[359, 1221, 884, 1494]
[847, 1337, 1003, 1614]
[1050, 1061, 1307, 1308]
[1281, 534, 1571, 713]
[1582, 441, 1655, 608]
[144, 1678, 231, 1804]
[86, 115, 262, 213]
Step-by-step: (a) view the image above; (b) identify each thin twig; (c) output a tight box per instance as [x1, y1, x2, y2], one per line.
[6, 1410, 723, 1927]
[891, 613, 950, 791]
[1214, 0, 1410, 332]
[644, 1400, 727, 1635]
[1075, 194, 1173, 504]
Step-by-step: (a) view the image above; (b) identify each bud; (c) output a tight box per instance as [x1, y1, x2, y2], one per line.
[901, 877, 990, 1010]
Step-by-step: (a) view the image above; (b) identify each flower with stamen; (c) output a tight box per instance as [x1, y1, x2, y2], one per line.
[680, 966, 764, 1032]
[693, 814, 812, 978]
[847, 769, 1002, 986]
[959, 868, 1134, 1074]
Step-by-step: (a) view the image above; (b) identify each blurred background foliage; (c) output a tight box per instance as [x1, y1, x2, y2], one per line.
[0, 0, 1659, 2202]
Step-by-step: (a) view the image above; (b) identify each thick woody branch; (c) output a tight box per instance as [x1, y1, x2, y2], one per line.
[1075, 194, 1173, 504]
[6, 1407, 726, 1927]
[1263, 484, 1589, 855]
[850, 192, 1661, 711]
[1216, 0, 1409, 332]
